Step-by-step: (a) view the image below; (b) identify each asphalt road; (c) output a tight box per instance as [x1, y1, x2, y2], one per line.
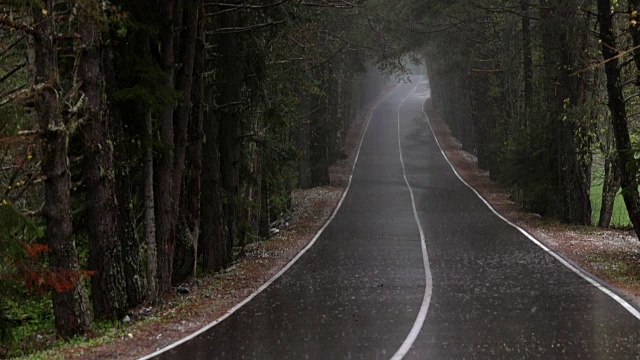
[146, 77, 640, 360]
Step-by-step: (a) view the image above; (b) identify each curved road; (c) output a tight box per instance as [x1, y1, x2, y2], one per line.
[146, 77, 640, 359]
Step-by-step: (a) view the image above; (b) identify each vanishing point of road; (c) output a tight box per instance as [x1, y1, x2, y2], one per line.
[144, 77, 640, 359]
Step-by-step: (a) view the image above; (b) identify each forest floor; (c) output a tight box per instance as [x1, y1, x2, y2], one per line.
[17, 89, 392, 360]
[424, 100, 640, 309]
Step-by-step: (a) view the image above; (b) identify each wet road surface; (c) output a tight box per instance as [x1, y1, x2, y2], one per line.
[146, 78, 640, 359]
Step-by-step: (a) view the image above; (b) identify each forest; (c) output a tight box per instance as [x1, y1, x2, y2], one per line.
[1, 0, 640, 358]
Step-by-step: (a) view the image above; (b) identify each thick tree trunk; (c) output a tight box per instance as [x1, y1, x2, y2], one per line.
[171, 0, 199, 285]
[32, 1, 90, 337]
[308, 68, 331, 187]
[541, 0, 591, 225]
[115, 157, 146, 308]
[78, 9, 128, 319]
[598, 0, 640, 239]
[104, 32, 146, 309]
[200, 94, 226, 271]
[185, 0, 206, 277]
[217, 11, 243, 263]
[599, 156, 621, 228]
[200, 8, 226, 271]
[155, 0, 177, 293]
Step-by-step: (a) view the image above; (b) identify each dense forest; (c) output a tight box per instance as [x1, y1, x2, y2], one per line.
[416, 0, 640, 233]
[0, 0, 404, 351]
[1, 0, 640, 356]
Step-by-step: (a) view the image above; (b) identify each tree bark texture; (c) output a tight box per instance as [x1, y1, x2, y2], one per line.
[32, 0, 90, 337]
[201, 91, 226, 271]
[144, 111, 158, 300]
[106, 58, 146, 308]
[155, 0, 177, 293]
[297, 96, 312, 189]
[171, 0, 199, 285]
[599, 155, 621, 228]
[217, 10, 243, 264]
[541, 0, 591, 225]
[77, 9, 128, 319]
[185, 0, 206, 277]
[597, 0, 640, 238]
[522, 1, 532, 130]
[200, 8, 226, 271]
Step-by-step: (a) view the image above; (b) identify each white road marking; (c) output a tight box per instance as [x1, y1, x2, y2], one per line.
[391, 78, 433, 360]
[415, 79, 640, 321]
[137, 84, 402, 360]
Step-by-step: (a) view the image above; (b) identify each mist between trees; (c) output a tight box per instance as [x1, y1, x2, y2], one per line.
[1, 0, 640, 352]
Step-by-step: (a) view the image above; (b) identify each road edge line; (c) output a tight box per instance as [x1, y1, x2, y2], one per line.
[390, 77, 433, 360]
[419, 80, 640, 321]
[137, 83, 402, 360]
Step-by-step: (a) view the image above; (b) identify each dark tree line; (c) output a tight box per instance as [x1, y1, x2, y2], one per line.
[0, 0, 401, 340]
[379, 0, 640, 238]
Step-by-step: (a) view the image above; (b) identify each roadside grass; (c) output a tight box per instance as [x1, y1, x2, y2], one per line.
[5, 245, 282, 359]
[586, 250, 640, 287]
[3, 296, 137, 360]
[590, 163, 631, 228]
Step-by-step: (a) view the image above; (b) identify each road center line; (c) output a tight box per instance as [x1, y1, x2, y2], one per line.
[138, 84, 402, 360]
[390, 78, 433, 360]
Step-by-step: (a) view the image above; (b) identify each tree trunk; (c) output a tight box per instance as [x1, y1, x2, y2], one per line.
[598, 0, 640, 239]
[308, 68, 331, 187]
[185, 0, 206, 277]
[144, 111, 158, 301]
[171, 0, 199, 285]
[541, 0, 591, 225]
[115, 156, 146, 308]
[155, 0, 177, 293]
[297, 96, 313, 189]
[104, 31, 146, 309]
[522, 1, 532, 131]
[200, 91, 226, 271]
[599, 155, 621, 228]
[217, 10, 243, 264]
[32, 1, 90, 337]
[77, 8, 128, 319]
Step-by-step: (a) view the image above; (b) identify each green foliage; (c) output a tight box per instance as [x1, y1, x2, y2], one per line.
[590, 166, 632, 227]
[0, 201, 45, 344]
[0, 202, 43, 255]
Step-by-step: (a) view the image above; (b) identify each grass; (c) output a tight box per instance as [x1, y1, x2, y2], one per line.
[586, 250, 640, 287]
[590, 162, 632, 228]
[4, 305, 130, 359]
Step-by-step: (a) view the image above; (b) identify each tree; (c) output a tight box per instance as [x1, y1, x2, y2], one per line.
[76, 2, 128, 319]
[31, 0, 90, 337]
[597, 0, 640, 238]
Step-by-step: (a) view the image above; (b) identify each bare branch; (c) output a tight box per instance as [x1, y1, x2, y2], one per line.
[205, 0, 290, 17]
[206, 20, 286, 35]
[0, 16, 37, 36]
